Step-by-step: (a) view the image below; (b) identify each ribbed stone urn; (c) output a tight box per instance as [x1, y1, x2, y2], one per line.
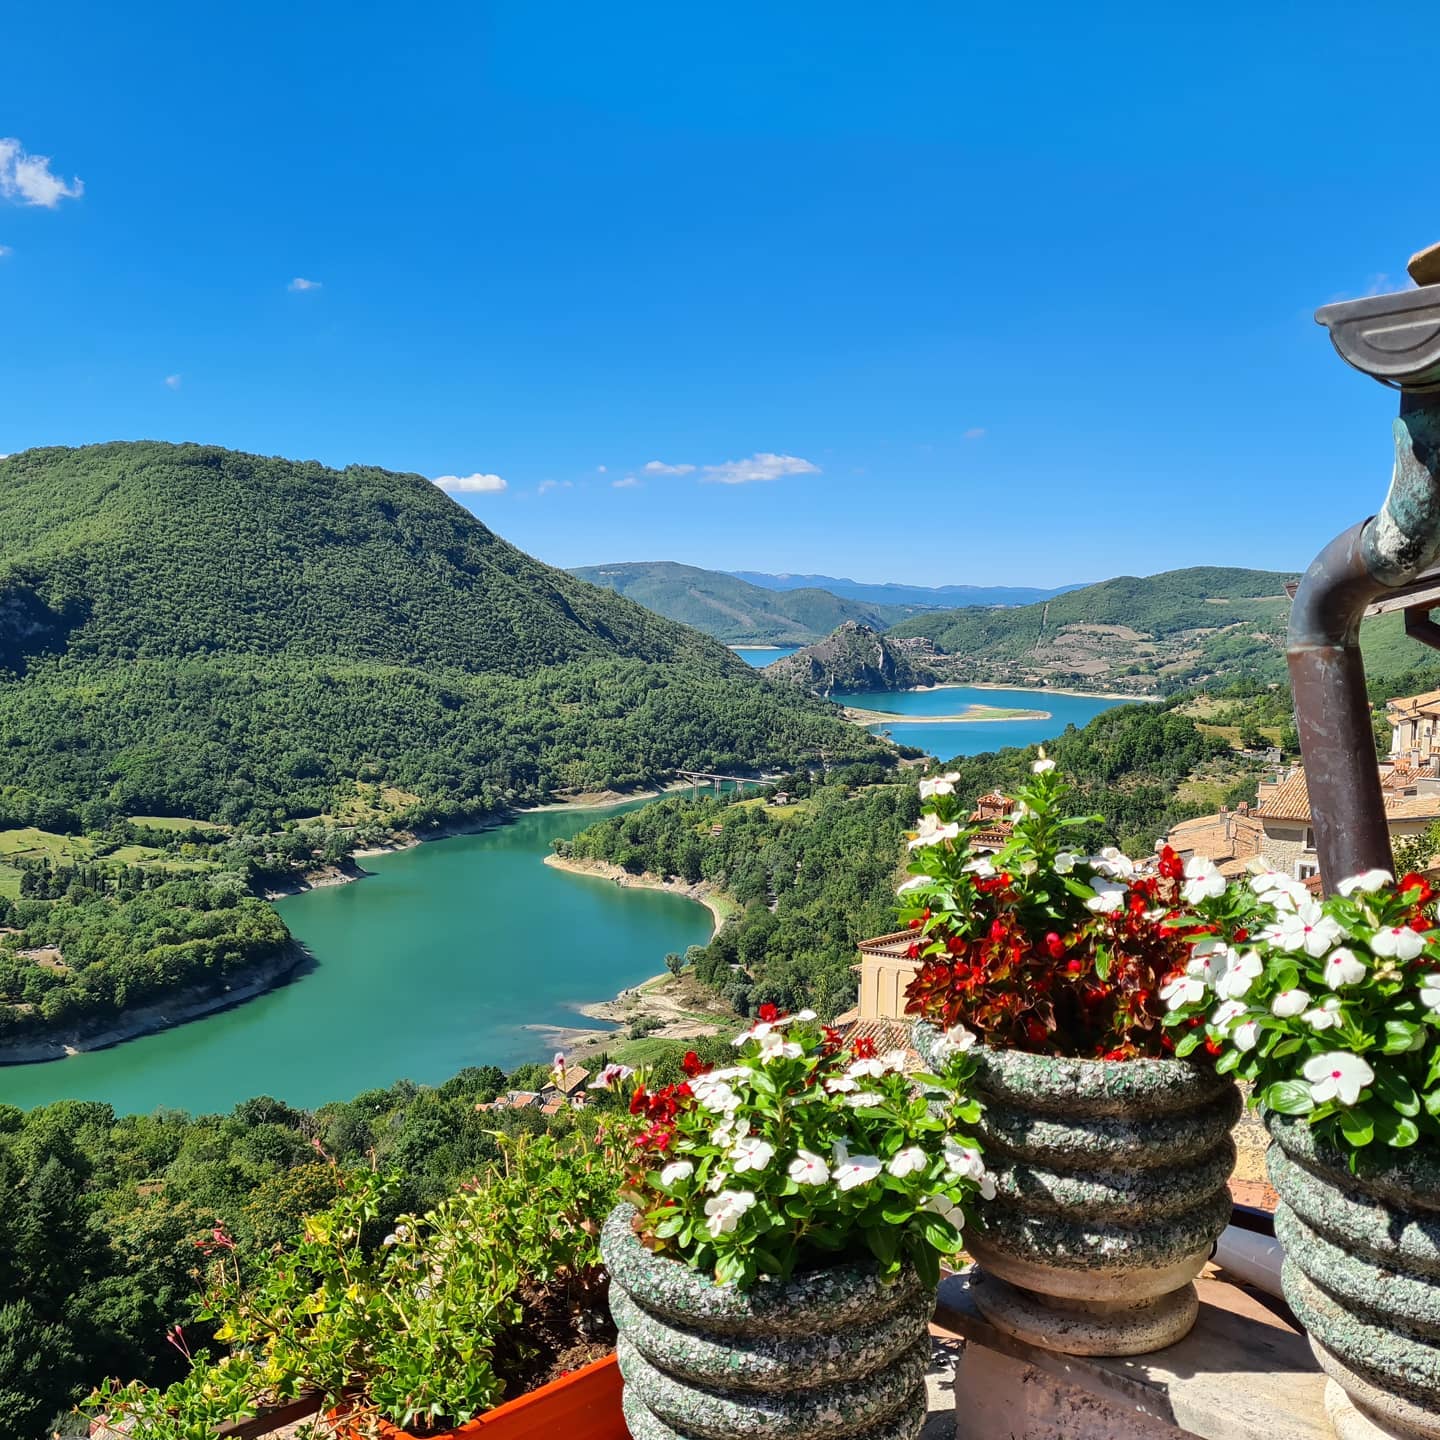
[914, 1023, 1239, 1356]
[600, 1204, 933, 1440]
[1268, 1115, 1440, 1440]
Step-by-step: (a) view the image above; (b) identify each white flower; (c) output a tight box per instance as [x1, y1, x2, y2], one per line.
[756, 1030, 803, 1063]
[381, 1223, 410, 1248]
[1419, 974, 1440, 1012]
[1324, 947, 1368, 990]
[1182, 856, 1227, 904]
[1302, 1051, 1374, 1107]
[887, 1146, 929, 1178]
[660, 1160, 695, 1187]
[1232, 1019, 1262, 1051]
[1264, 901, 1343, 958]
[1032, 752, 1056, 774]
[962, 856, 996, 878]
[1271, 988, 1312, 1018]
[589, 1063, 635, 1090]
[1301, 996, 1343, 1030]
[788, 1150, 830, 1185]
[832, 1155, 883, 1191]
[923, 1194, 966, 1226]
[897, 875, 929, 894]
[796, 1009, 818, 1021]
[978, 1171, 996, 1200]
[1215, 949, 1264, 1000]
[848, 1053, 899, 1080]
[824, 1075, 859, 1093]
[1187, 940, 1229, 986]
[845, 1092, 886, 1108]
[1337, 869, 1393, 897]
[919, 771, 961, 798]
[1092, 847, 1137, 879]
[1085, 881, 1128, 914]
[1052, 850, 1077, 874]
[730, 1136, 775, 1173]
[1160, 973, 1208, 1011]
[1372, 926, 1426, 962]
[1209, 999, 1250, 1031]
[929, 1023, 977, 1064]
[691, 1077, 741, 1114]
[732, 1021, 773, 1046]
[710, 1116, 749, 1148]
[704, 1189, 757, 1237]
[908, 815, 962, 850]
[1252, 870, 1310, 911]
[942, 1138, 986, 1183]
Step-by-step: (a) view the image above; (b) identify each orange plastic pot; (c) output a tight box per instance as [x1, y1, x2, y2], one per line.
[334, 1353, 627, 1440]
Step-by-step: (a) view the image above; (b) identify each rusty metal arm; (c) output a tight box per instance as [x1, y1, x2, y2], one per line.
[1288, 391, 1440, 888]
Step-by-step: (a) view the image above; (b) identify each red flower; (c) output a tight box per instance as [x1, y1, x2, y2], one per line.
[758, 1002, 780, 1023]
[821, 1025, 844, 1054]
[1065, 959, 1084, 975]
[851, 1036, 878, 1060]
[681, 1050, 706, 1078]
[1401, 873, 1435, 905]
[1204, 1038, 1223, 1056]
[906, 942, 920, 959]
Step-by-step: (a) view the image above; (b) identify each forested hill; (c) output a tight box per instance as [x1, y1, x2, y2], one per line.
[568, 560, 926, 644]
[765, 621, 937, 693]
[885, 566, 1298, 693]
[0, 444, 886, 826]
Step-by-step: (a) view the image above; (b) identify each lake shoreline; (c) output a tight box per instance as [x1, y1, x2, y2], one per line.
[923, 680, 1160, 702]
[0, 942, 310, 1067]
[542, 853, 729, 936]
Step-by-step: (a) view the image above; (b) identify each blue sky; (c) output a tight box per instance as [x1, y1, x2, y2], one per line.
[2, 2, 1433, 585]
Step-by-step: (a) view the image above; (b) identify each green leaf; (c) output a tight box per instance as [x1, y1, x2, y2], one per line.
[1215, 1048, 1241, 1075]
[1338, 1105, 1375, 1147]
[1382, 1021, 1424, 1055]
[1094, 945, 1112, 982]
[1372, 1109, 1421, 1148]
[920, 1216, 962, 1253]
[1263, 1080, 1314, 1115]
[1174, 1031, 1204, 1058]
[1373, 1068, 1421, 1117]
[910, 1238, 941, 1289]
[865, 1226, 899, 1264]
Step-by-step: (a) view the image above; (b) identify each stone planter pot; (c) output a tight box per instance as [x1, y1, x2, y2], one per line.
[914, 1023, 1239, 1356]
[1268, 1114, 1440, 1440]
[600, 1204, 933, 1440]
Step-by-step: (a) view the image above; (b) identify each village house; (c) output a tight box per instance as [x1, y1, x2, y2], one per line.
[1387, 688, 1440, 770]
[1165, 806, 1264, 877]
[1252, 765, 1440, 881]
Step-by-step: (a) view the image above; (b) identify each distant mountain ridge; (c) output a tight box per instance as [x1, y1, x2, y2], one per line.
[885, 566, 1300, 693]
[730, 570, 1084, 609]
[568, 561, 930, 644]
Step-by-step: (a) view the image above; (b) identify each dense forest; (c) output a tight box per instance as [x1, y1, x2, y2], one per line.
[0, 444, 886, 828]
[560, 699, 1247, 1017]
[0, 1040, 732, 1439]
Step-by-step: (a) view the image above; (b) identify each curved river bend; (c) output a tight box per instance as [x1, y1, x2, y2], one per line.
[0, 801, 711, 1116]
[0, 685, 1131, 1116]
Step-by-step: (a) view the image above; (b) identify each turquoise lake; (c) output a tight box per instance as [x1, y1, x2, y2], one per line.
[0, 801, 711, 1116]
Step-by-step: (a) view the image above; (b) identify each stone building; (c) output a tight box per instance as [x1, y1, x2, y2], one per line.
[1254, 766, 1440, 881]
[1387, 688, 1440, 770]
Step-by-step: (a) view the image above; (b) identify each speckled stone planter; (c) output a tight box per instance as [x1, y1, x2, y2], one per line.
[1268, 1114, 1440, 1440]
[914, 1024, 1239, 1357]
[600, 1204, 932, 1440]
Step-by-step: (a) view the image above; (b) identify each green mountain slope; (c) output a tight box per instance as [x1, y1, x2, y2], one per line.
[569, 560, 926, 643]
[0, 444, 886, 825]
[886, 566, 1300, 693]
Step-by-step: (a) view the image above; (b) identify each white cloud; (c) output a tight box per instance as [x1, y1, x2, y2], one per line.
[701, 452, 820, 486]
[596, 465, 607, 473]
[963, 427, 986, 440]
[288, 277, 322, 292]
[164, 374, 182, 390]
[643, 460, 696, 476]
[433, 472, 507, 494]
[537, 479, 574, 495]
[613, 476, 641, 489]
[0, 245, 11, 259]
[0, 138, 83, 208]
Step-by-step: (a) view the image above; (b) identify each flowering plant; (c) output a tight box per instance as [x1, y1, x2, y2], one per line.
[1162, 866, 1440, 1155]
[899, 756, 1212, 1059]
[622, 1007, 991, 1290]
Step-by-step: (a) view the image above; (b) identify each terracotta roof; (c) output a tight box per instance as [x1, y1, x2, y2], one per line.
[833, 1016, 917, 1061]
[1256, 768, 1440, 824]
[553, 1065, 591, 1096]
[1387, 688, 1440, 718]
[858, 930, 921, 958]
[1167, 811, 1264, 866]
